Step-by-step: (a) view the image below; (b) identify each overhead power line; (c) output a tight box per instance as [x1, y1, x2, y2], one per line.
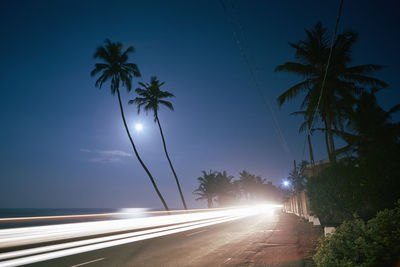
[220, 0, 293, 161]
[301, 0, 345, 161]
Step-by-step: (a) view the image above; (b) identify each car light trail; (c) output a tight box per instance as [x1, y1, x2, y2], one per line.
[0, 204, 282, 267]
[0, 216, 234, 261]
[0, 209, 232, 248]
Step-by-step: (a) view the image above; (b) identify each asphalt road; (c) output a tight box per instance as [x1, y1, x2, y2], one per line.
[26, 211, 279, 267]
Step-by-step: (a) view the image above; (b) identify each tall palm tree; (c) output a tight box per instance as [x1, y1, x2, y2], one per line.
[193, 170, 218, 208]
[90, 40, 169, 211]
[129, 76, 188, 210]
[275, 22, 387, 162]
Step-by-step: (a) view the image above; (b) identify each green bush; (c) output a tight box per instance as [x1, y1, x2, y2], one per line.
[306, 159, 400, 225]
[306, 163, 363, 225]
[313, 202, 400, 267]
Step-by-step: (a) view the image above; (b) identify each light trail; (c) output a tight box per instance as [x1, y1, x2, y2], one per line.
[0, 206, 235, 222]
[0, 215, 247, 267]
[0, 216, 234, 261]
[0, 208, 245, 248]
[0, 204, 282, 267]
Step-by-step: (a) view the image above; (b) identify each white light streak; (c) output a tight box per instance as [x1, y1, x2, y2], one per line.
[0, 216, 228, 261]
[0, 205, 281, 266]
[0, 215, 244, 267]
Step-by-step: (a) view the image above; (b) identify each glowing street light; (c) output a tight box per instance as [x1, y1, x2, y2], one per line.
[282, 180, 290, 187]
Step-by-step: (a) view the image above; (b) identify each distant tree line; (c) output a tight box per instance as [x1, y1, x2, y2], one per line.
[193, 170, 282, 208]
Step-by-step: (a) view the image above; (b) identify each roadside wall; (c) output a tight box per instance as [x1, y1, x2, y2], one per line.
[283, 190, 319, 225]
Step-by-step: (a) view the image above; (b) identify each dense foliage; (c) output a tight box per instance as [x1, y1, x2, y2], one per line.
[306, 91, 400, 224]
[275, 22, 386, 163]
[193, 170, 282, 208]
[313, 203, 400, 267]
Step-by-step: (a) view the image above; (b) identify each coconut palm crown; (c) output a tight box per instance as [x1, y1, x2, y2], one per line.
[129, 76, 174, 119]
[90, 39, 140, 94]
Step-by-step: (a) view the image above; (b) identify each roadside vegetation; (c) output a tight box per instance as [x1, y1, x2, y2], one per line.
[314, 202, 400, 267]
[278, 22, 400, 266]
[193, 170, 282, 207]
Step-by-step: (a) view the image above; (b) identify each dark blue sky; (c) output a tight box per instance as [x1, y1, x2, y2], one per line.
[1, 0, 399, 209]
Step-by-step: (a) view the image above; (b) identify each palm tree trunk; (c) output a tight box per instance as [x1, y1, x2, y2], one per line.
[326, 114, 336, 163]
[324, 121, 332, 162]
[155, 114, 188, 210]
[307, 134, 315, 165]
[116, 89, 169, 211]
[329, 131, 336, 161]
[207, 197, 213, 208]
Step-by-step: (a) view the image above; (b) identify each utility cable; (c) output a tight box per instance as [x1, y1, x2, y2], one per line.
[220, 0, 293, 160]
[302, 0, 344, 162]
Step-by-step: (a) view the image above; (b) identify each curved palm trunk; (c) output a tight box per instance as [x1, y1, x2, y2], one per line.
[326, 114, 336, 163]
[324, 121, 332, 162]
[307, 134, 315, 165]
[155, 114, 188, 210]
[116, 89, 169, 211]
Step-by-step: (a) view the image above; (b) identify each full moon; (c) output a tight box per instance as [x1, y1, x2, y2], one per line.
[135, 123, 143, 131]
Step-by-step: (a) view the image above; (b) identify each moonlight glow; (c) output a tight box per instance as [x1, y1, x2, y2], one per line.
[135, 123, 143, 131]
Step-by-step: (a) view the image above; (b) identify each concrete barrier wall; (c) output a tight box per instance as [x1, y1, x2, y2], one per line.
[283, 190, 320, 226]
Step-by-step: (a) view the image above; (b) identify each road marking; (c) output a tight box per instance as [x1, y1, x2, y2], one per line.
[224, 258, 232, 263]
[70, 258, 104, 267]
[186, 230, 206, 236]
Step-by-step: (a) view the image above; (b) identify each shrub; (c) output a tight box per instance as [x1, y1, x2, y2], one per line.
[306, 163, 362, 225]
[306, 159, 400, 225]
[313, 202, 400, 266]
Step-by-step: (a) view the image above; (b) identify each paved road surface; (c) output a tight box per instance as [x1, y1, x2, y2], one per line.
[27, 212, 280, 267]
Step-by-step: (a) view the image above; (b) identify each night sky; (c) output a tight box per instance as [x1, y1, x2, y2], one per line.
[1, 0, 399, 209]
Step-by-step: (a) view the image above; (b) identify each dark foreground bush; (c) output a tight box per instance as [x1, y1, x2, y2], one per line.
[313, 202, 400, 267]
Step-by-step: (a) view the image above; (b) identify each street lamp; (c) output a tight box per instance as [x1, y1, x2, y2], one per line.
[282, 180, 290, 188]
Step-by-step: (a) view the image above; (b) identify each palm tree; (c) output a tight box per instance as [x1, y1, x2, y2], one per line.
[236, 170, 266, 200]
[290, 110, 315, 165]
[129, 76, 188, 210]
[214, 171, 236, 206]
[288, 160, 308, 192]
[90, 40, 169, 211]
[193, 170, 217, 208]
[336, 90, 400, 158]
[275, 22, 387, 162]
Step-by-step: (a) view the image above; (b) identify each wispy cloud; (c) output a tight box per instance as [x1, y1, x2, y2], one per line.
[80, 149, 131, 163]
[98, 150, 131, 157]
[89, 157, 122, 163]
